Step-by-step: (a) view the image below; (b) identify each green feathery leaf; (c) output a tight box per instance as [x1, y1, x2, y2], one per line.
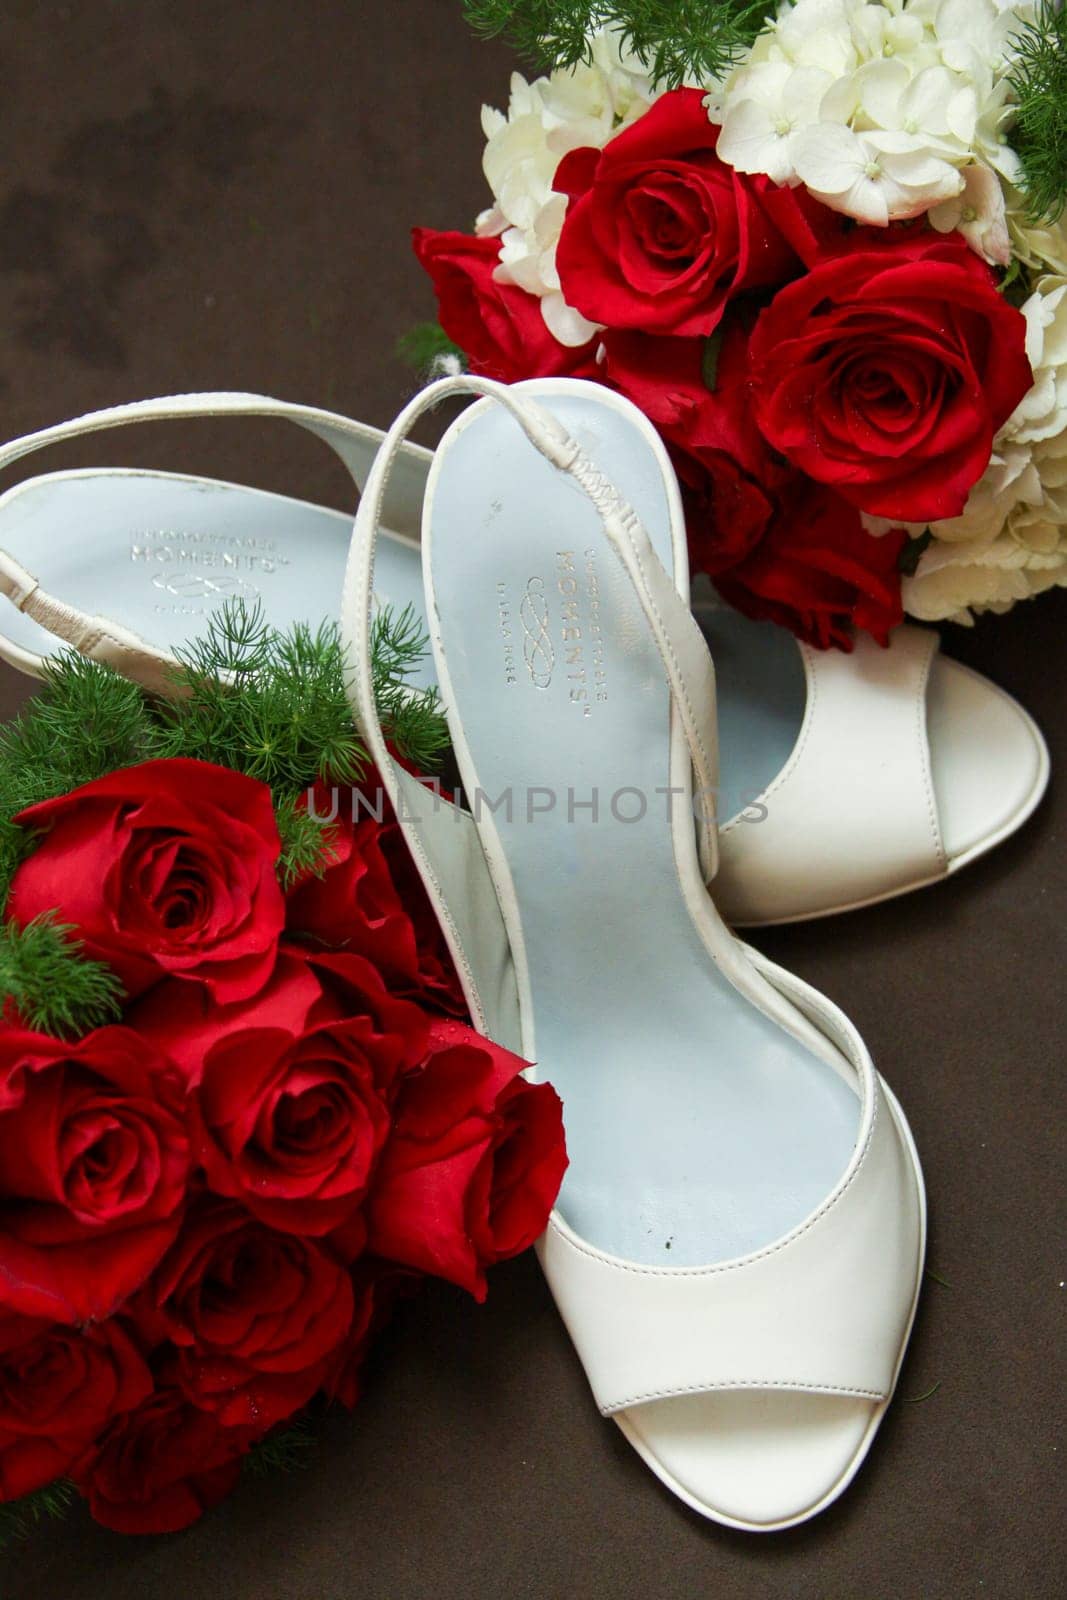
[0, 914, 125, 1038]
[0, 653, 150, 805]
[0, 1478, 77, 1551]
[243, 1415, 318, 1478]
[701, 330, 723, 392]
[463, 0, 777, 88]
[0, 654, 152, 902]
[1007, 1, 1067, 224]
[370, 604, 452, 774]
[397, 322, 468, 376]
[898, 531, 933, 578]
[274, 792, 342, 891]
[998, 254, 1034, 306]
[147, 601, 363, 790]
[466, 0, 601, 70]
[149, 599, 446, 790]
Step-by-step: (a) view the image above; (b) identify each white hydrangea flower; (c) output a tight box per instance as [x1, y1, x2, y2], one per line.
[932, 0, 1038, 75]
[792, 122, 962, 224]
[710, 0, 1041, 247]
[715, 63, 835, 184]
[930, 164, 1012, 265]
[477, 30, 654, 347]
[904, 274, 1067, 621]
[902, 531, 1067, 623]
[822, 59, 976, 150]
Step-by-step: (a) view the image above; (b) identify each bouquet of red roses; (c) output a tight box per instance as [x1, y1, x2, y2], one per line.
[414, 1, 1067, 647]
[0, 610, 566, 1537]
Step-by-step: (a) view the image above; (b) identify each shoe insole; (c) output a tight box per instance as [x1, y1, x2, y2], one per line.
[0, 469, 434, 688]
[424, 390, 859, 1267]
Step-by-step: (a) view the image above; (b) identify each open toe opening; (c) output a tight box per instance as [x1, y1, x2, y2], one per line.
[617, 1388, 882, 1531]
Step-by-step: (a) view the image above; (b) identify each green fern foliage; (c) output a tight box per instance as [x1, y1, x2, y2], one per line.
[1008, 1, 1067, 223]
[0, 915, 125, 1039]
[149, 600, 445, 791]
[463, 0, 778, 88]
[243, 1415, 318, 1478]
[0, 1479, 77, 1552]
[396, 322, 467, 376]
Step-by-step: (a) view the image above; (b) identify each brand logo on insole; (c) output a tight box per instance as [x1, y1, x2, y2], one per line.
[557, 550, 608, 717]
[150, 571, 260, 601]
[519, 576, 555, 689]
[496, 583, 517, 685]
[505, 558, 609, 712]
[130, 529, 289, 610]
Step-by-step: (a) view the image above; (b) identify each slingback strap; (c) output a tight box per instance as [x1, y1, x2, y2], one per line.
[341, 375, 720, 894]
[0, 547, 188, 697]
[0, 391, 433, 694]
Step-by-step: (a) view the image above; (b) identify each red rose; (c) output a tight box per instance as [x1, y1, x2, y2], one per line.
[8, 758, 285, 1004]
[133, 948, 428, 1239]
[76, 1387, 249, 1534]
[413, 227, 599, 382]
[368, 1019, 567, 1301]
[0, 1026, 190, 1323]
[322, 1260, 412, 1410]
[0, 1314, 151, 1500]
[600, 327, 722, 436]
[288, 780, 465, 1015]
[601, 327, 906, 648]
[554, 88, 800, 337]
[140, 1199, 354, 1431]
[602, 326, 779, 576]
[747, 173, 850, 269]
[717, 480, 907, 650]
[747, 229, 1033, 522]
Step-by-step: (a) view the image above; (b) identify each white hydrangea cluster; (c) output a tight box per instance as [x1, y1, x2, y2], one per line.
[476, 29, 654, 346]
[711, 0, 1038, 252]
[903, 265, 1067, 621]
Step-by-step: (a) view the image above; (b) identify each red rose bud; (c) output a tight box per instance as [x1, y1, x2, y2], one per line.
[133, 947, 429, 1237]
[8, 758, 285, 1004]
[287, 778, 467, 1016]
[368, 1020, 567, 1301]
[0, 1026, 191, 1323]
[748, 228, 1033, 524]
[412, 227, 600, 383]
[142, 1198, 355, 1432]
[554, 87, 802, 338]
[77, 1387, 250, 1534]
[0, 1314, 152, 1501]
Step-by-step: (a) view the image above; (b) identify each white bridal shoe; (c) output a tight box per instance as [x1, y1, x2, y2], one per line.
[694, 599, 1049, 924]
[0, 392, 1047, 924]
[341, 374, 926, 1531]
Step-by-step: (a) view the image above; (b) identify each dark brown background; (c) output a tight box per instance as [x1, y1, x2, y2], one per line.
[0, 3, 1064, 1596]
